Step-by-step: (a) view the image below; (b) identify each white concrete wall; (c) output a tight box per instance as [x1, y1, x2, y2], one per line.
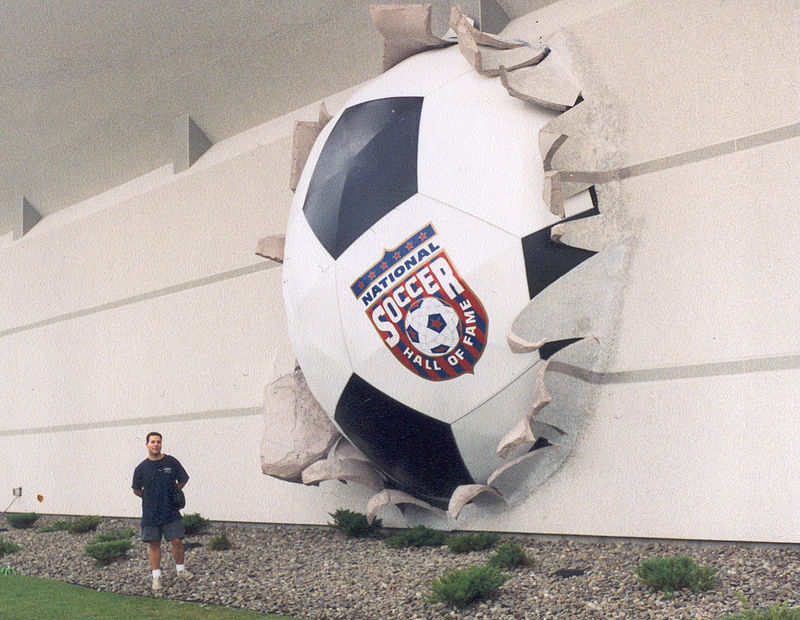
[2, 0, 798, 542]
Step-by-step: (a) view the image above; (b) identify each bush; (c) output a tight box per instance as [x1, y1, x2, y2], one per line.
[182, 513, 211, 536]
[84, 539, 133, 565]
[635, 555, 716, 596]
[39, 520, 71, 533]
[487, 542, 533, 569]
[6, 512, 40, 529]
[385, 525, 447, 549]
[68, 516, 102, 534]
[328, 509, 382, 538]
[210, 533, 233, 551]
[0, 565, 16, 575]
[93, 528, 134, 542]
[444, 532, 501, 553]
[428, 564, 509, 608]
[0, 537, 21, 557]
[721, 596, 800, 620]
[721, 607, 800, 620]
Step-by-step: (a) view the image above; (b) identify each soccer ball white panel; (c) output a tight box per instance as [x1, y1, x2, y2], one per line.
[344, 47, 472, 108]
[282, 207, 353, 414]
[417, 48, 569, 236]
[334, 193, 536, 424]
[451, 362, 548, 483]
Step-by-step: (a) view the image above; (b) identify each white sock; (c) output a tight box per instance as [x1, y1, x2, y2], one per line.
[176, 564, 185, 572]
[152, 569, 162, 578]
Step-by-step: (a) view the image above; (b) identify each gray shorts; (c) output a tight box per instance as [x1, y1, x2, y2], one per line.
[141, 518, 185, 542]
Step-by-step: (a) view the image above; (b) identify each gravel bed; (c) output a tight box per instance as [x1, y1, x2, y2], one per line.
[1, 516, 798, 619]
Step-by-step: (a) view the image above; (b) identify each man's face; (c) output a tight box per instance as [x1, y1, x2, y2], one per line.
[146, 435, 162, 457]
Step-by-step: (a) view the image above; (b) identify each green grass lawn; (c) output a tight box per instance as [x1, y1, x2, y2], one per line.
[0, 574, 303, 620]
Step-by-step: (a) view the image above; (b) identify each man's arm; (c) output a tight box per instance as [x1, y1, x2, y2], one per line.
[132, 465, 143, 497]
[174, 456, 189, 490]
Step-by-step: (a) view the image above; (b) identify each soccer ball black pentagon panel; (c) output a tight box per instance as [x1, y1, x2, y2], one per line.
[281, 44, 594, 503]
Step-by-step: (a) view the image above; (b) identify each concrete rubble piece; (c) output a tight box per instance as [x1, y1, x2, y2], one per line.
[260, 367, 341, 482]
[453, 8, 546, 77]
[367, 489, 446, 523]
[289, 103, 333, 192]
[301, 457, 385, 492]
[448, 484, 503, 519]
[496, 361, 552, 459]
[369, 4, 453, 72]
[255, 234, 285, 263]
[500, 50, 582, 111]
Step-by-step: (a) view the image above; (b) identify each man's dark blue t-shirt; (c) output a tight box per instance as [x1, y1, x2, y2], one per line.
[132, 455, 189, 527]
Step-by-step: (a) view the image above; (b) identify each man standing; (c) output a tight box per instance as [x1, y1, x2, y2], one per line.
[132, 431, 192, 590]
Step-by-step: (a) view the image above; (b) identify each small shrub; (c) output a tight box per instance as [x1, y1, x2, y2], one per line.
[444, 532, 501, 553]
[68, 516, 102, 534]
[635, 555, 716, 596]
[328, 509, 382, 538]
[210, 533, 233, 551]
[721, 596, 800, 620]
[6, 512, 40, 529]
[39, 520, 71, 533]
[0, 537, 21, 557]
[385, 525, 447, 549]
[428, 564, 509, 608]
[93, 528, 134, 542]
[182, 513, 211, 536]
[0, 565, 16, 575]
[487, 542, 533, 569]
[721, 607, 800, 620]
[84, 539, 133, 565]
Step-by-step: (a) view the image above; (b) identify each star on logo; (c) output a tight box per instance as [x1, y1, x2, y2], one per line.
[419, 232, 427, 240]
[393, 251, 401, 260]
[380, 261, 388, 269]
[405, 241, 414, 250]
[368, 271, 375, 280]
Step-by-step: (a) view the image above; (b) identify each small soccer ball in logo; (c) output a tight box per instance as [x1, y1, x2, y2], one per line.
[404, 296, 461, 357]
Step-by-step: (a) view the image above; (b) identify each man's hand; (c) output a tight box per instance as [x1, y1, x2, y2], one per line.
[133, 489, 142, 497]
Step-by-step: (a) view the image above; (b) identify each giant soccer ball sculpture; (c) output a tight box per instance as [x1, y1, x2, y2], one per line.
[282, 44, 594, 506]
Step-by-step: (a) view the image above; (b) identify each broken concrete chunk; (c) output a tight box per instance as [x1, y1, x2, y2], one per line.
[459, 37, 546, 77]
[331, 436, 372, 463]
[370, 4, 452, 72]
[367, 489, 446, 523]
[260, 367, 340, 482]
[455, 16, 545, 77]
[497, 416, 536, 460]
[449, 6, 521, 49]
[255, 234, 285, 262]
[301, 458, 384, 491]
[543, 170, 565, 217]
[497, 362, 551, 458]
[448, 484, 503, 519]
[506, 331, 546, 354]
[289, 103, 333, 191]
[487, 445, 565, 487]
[500, 51, 582, 111]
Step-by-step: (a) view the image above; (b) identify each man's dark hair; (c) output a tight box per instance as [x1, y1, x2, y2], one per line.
[146, 431, 162, 443]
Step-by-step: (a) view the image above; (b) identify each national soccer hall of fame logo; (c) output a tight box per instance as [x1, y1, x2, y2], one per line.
[350, 224, 488, 380]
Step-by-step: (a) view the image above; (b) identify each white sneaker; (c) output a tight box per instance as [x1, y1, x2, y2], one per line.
[177, 569, 193, 581]
[152, 574, 162, 590]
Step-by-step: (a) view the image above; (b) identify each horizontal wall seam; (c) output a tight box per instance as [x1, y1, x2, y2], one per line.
[0, 407, 262, 437]
[0, 261, 278, 339]
[549, 353, 800, 384]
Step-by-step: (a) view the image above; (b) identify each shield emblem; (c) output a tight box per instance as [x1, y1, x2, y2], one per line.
[351, 224, 488, 380]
